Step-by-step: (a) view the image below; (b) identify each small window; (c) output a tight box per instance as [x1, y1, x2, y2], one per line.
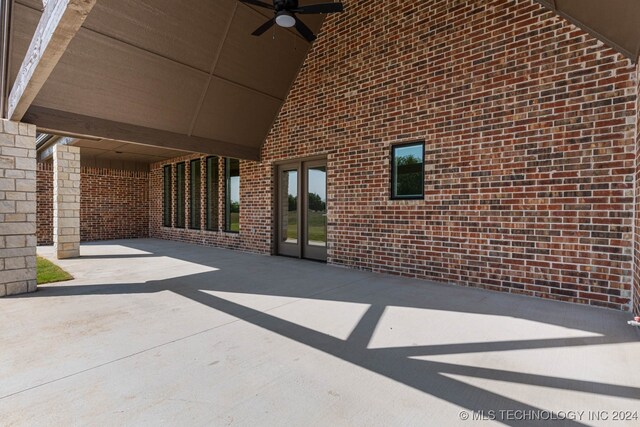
[225, 158, 240, 232]
[391, 142, 424, 199]
[175, 162, 186, 228]
[206, 156, 219, 231]
[190, 159, 201, 229]
[163, 165, 172, 227]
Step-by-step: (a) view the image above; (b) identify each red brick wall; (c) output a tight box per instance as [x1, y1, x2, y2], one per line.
[149, 155, 272, 253]
[80, 167, 149, 242]
[151, 0, 638, 311]
[634, 62, 640, 316]
[37, 164, 149, 244]
[37, 163, 53, 245]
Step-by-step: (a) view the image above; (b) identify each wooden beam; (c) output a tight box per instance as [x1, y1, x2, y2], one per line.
[23, 106, 261, 161]
[7, 0, 96, 121]
[0, 0, 11, 119]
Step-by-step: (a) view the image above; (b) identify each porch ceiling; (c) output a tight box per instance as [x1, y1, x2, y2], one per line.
[8, 0, 325, 160]
[534, 0, 640, 61]
[71, 138, 190, 164]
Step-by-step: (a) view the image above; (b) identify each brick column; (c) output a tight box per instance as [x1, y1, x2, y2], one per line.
[0, 119, 37, 297]
[53, 144, 80, 259]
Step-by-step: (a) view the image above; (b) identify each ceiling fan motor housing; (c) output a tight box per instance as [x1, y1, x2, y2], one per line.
[274, 0, 299, 11]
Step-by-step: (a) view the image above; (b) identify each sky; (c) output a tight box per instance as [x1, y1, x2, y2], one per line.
[287, 168, 326, 200]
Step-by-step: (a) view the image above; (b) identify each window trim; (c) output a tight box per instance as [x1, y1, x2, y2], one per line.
[189, 158, 201, 230]
[225, 158, 240, 233]
[206, 156, 219, 231]
[390, 141, 425, 200]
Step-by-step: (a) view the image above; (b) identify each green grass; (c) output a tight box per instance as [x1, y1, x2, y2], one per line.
[287, 210, 326, 243]
[229, 212, 240, 232]
[37, 256, 73, 285]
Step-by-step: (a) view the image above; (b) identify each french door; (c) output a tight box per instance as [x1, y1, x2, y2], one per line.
[277, 159, 327, 261]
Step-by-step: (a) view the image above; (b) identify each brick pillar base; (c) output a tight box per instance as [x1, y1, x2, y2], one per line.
[0, 119, 37, 297]
[53, 144, 80, 259]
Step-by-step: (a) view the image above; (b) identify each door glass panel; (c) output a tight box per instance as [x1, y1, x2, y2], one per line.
[307, 166, 327, 247]
[281, 170, 298, 244]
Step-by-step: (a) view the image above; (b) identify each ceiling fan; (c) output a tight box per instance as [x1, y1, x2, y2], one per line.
[240, 0, 344, 42]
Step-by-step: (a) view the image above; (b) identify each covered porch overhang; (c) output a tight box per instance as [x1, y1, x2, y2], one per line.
[2, 1, 640, 160]
[36, 133, 189, 170]
[1, 0, 327, 161]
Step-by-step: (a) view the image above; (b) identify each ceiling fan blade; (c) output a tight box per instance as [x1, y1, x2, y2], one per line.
[252, 18, 276, 36]
[239, 0, 275, 10]
[294, 16, 316, 42]
[292, 2, 344, 14]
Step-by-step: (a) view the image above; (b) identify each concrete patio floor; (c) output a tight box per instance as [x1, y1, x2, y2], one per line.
[1, 239, 639, 426]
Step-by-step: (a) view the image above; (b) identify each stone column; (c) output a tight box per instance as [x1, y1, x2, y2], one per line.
[53, 144, 80, 259]
[0, 119, 37, 297]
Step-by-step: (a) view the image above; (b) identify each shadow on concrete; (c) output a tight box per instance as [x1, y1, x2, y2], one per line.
[65, 254, 158, 260]
[29, 239, 640, 426]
